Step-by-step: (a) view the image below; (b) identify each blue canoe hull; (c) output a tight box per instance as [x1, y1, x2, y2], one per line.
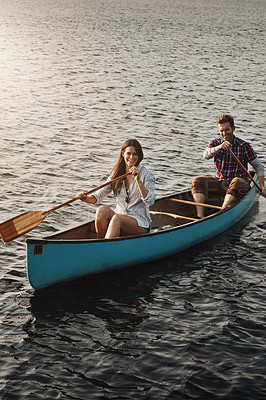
[26, 183, 258, 290]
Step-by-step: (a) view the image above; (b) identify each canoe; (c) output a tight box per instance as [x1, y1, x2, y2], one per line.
[26, 178, 259, 290]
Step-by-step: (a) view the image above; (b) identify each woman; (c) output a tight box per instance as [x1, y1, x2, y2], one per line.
[78, 139, 156, 239]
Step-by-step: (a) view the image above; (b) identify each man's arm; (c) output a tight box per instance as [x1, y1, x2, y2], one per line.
[203, 141, 231, 159]
[250, 157, 266, 196]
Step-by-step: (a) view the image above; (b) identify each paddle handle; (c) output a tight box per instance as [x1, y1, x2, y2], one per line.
[229, 148, 261, 193]
[47, 172, 131, 214]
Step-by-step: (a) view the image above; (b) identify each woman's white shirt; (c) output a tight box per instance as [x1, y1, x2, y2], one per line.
[93, 165, 156, 228]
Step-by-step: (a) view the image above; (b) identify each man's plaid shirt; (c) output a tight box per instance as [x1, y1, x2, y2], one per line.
[208, 136, 257, 184]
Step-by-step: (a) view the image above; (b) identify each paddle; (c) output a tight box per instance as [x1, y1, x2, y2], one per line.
[0, 172, 131, 244]
[228, 148, 262, 193]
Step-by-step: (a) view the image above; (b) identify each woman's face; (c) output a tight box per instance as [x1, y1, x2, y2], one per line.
[123, 146, 139, 168]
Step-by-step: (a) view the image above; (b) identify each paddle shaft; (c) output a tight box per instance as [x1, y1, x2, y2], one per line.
[47, 172, 131, 213]
[229, 148, 261, 192]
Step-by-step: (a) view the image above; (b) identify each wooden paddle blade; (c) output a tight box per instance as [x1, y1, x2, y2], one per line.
[0, 210, 50, 243]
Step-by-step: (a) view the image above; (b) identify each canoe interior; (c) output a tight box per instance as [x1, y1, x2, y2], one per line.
[41, 189, 225, 241]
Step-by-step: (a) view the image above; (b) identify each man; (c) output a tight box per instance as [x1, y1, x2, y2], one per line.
[192, 114, 266, 218]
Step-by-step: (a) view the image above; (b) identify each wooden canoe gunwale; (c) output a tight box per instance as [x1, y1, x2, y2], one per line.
[25, 191, 220, 245]
[26, 179, 259, 290]
[25, 212, 215, 245]
[25, 184, 256, 245]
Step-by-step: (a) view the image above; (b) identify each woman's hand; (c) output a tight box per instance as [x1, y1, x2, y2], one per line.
[129, 166, 140, 181]
[77, 192, 87, 202]
[77, 193, 96, 204]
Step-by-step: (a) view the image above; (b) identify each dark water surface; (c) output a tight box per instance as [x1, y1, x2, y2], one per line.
[0, 0, 266, 398]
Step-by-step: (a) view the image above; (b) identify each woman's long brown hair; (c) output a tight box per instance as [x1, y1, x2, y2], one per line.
[111, 139, 144, 195]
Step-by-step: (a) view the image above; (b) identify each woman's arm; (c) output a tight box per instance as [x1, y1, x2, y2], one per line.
[77, 193, 97, 204]
[135, 175, 148, 199]
[78, 176, 114, 205]
[130, 166, 156, 206]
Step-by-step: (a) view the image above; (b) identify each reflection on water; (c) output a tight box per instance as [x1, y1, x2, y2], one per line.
[0, 0, 266, 398]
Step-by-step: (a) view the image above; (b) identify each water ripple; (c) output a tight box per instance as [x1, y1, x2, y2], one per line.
[1, 0, 266, 398]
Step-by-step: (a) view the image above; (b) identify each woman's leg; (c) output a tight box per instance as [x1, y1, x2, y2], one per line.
[105, 214, 146, 239]
[95, 206, 115, 238]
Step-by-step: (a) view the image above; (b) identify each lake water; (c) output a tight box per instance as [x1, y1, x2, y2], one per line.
[0, 0, 266, 398]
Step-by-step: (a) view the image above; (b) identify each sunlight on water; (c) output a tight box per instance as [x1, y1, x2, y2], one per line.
[0, 0, 266, 398]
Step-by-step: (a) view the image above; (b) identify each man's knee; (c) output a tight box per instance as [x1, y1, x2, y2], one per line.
[192, 176, 208, 195]
[227, 178, 249, 199]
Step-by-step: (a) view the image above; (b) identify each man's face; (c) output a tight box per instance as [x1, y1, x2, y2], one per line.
[217, 122, 235, 144]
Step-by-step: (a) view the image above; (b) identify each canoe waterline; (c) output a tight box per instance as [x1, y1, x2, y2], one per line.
[26, 182, 259, 290]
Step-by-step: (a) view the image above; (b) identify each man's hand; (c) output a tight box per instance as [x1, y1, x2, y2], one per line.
[261, 187, 266, 198]
[220, 141, 231, 151]
[214, 141, 231, 153]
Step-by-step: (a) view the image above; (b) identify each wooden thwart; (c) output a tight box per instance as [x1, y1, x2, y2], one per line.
[168, 198, 222, 210]
[0, 172, 131, 243]
[150, 211, 197, 222]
